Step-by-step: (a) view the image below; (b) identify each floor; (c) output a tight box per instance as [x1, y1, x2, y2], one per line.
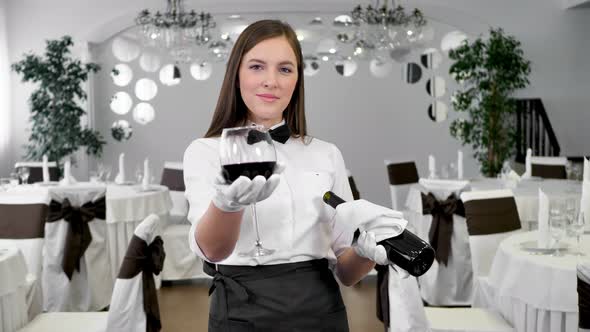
[158, 276, 384, 332]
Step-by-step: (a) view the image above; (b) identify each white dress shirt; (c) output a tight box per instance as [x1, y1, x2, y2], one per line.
[184, 129, 354, 267]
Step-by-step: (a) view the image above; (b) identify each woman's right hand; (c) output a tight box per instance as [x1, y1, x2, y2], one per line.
[212, 162, 285, 212]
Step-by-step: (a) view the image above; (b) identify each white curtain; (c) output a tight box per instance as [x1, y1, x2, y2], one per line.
[0, 2, 11, 176]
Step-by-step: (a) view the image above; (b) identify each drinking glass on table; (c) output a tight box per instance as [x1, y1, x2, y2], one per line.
[0, 178, 10, 191]
[134, 165, 143, 184]
[17, 167, 30, 185]
[9, 173, 19, 186]
[549, 199, 566, 256]
[567, 211, 586, 256]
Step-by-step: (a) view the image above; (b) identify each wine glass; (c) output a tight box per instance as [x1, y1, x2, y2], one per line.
[17, 167, 30, 185]
[9, 173, 19, 186]
[134, 165, 143, 184]
[549, 200, 566, 256]
[440, 164, 450, 179]
[103, 164, 113, 183]
[220, 125, 277, 257]
[568, 211, 586, 256]
[0, 178, 10, 191]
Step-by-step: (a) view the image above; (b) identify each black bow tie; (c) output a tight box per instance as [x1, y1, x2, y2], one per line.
[269, 123, 291, 144]
[246, 123, 291, 145]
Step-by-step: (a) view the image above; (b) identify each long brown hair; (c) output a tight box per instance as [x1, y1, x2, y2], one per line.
[204, 20, 306, 139]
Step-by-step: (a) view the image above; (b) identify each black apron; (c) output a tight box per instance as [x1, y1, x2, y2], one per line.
[204, 259, 349, 332]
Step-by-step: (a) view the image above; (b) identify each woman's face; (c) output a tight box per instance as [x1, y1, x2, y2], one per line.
[238, 36, 298, 128]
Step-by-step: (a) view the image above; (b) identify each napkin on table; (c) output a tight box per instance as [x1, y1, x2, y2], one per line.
[142, 158, 150, 189]
[42, 155, 50, 183]
[114, 153, 126, 184]
[59, 158, 77, 186]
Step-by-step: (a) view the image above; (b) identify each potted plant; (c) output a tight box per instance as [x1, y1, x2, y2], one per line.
[12, 36, 105, 170]
[448, 28, 531, 177]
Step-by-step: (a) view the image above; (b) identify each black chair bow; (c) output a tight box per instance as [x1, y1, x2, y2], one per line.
[421, 192, 465, 266]
[144, 236, 165, 332]
[579, 276, 590, 329]
[47, 197, 106, 280]
[118, 235, 166, 332]
[374, 265, 390, 326]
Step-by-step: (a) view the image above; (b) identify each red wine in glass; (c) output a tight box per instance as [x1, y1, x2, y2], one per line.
[222, 161, 277, 184]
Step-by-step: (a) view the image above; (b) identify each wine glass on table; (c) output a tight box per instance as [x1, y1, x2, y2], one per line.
[17, 167, 30, 185]
[549, 199, 566, 256]
[568, 210, 586, 256]
[220, 125, 277, 257]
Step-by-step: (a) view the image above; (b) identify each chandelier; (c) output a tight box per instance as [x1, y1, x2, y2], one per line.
[135, 0, 216, 65]
[346, 0, 431, 63]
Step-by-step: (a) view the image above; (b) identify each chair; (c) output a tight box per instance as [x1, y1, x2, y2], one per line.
[387, 267, 513, 332]
[0, 192, 49, 280]
[413, 178, 472, 306]
[460, 189, 522, 308]
[18, 214, 166, 332]
[160, 162, 207, 280]
[159, 162, 188, 225]
[346, 169, 361, 200]
[42, 186, 112, 312]
[0, 192, 48, 320]
[385, 160, 419, 210]
[530, 156, 567, 179]
[579, 262, 590, 332]
[14, 161, 59, 183]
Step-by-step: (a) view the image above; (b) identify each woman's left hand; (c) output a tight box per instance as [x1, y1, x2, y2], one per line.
[353, 231, 389, 265]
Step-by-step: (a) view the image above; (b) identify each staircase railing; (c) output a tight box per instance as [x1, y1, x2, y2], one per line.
[515, 98, 560, 163]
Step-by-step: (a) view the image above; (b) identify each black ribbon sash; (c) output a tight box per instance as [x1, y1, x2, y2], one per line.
[375, 264, 390, 326]
[47, 197, 106, 280]
[421, 192, 465, 266]
[118, 235, 166, 332]
[579, 276, 590, 329]
[0, 203, 47, 239]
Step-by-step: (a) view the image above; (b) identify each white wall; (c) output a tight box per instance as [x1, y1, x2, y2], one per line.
[0, 0, 11, 175]
[4, 0, 590, 206]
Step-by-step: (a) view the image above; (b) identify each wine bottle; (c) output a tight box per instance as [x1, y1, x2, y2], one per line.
[323, 191, 435, 277]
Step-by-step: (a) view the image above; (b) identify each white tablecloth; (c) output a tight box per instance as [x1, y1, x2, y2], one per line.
[0, 247, 29, 332]
[484, 231, 590, 332]
[105, 184, 172, 279]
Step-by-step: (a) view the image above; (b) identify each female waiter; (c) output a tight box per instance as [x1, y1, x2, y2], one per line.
[184, 19, 386, 331]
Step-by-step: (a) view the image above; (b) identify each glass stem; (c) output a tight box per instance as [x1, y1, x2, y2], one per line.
[251, 204, 262, 246]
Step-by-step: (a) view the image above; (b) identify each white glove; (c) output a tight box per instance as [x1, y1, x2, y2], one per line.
[212, 162, 285, 212]
[331, 199, 407, 252]
[353, 231, 389, 265]
[354, 231, 410, 279]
